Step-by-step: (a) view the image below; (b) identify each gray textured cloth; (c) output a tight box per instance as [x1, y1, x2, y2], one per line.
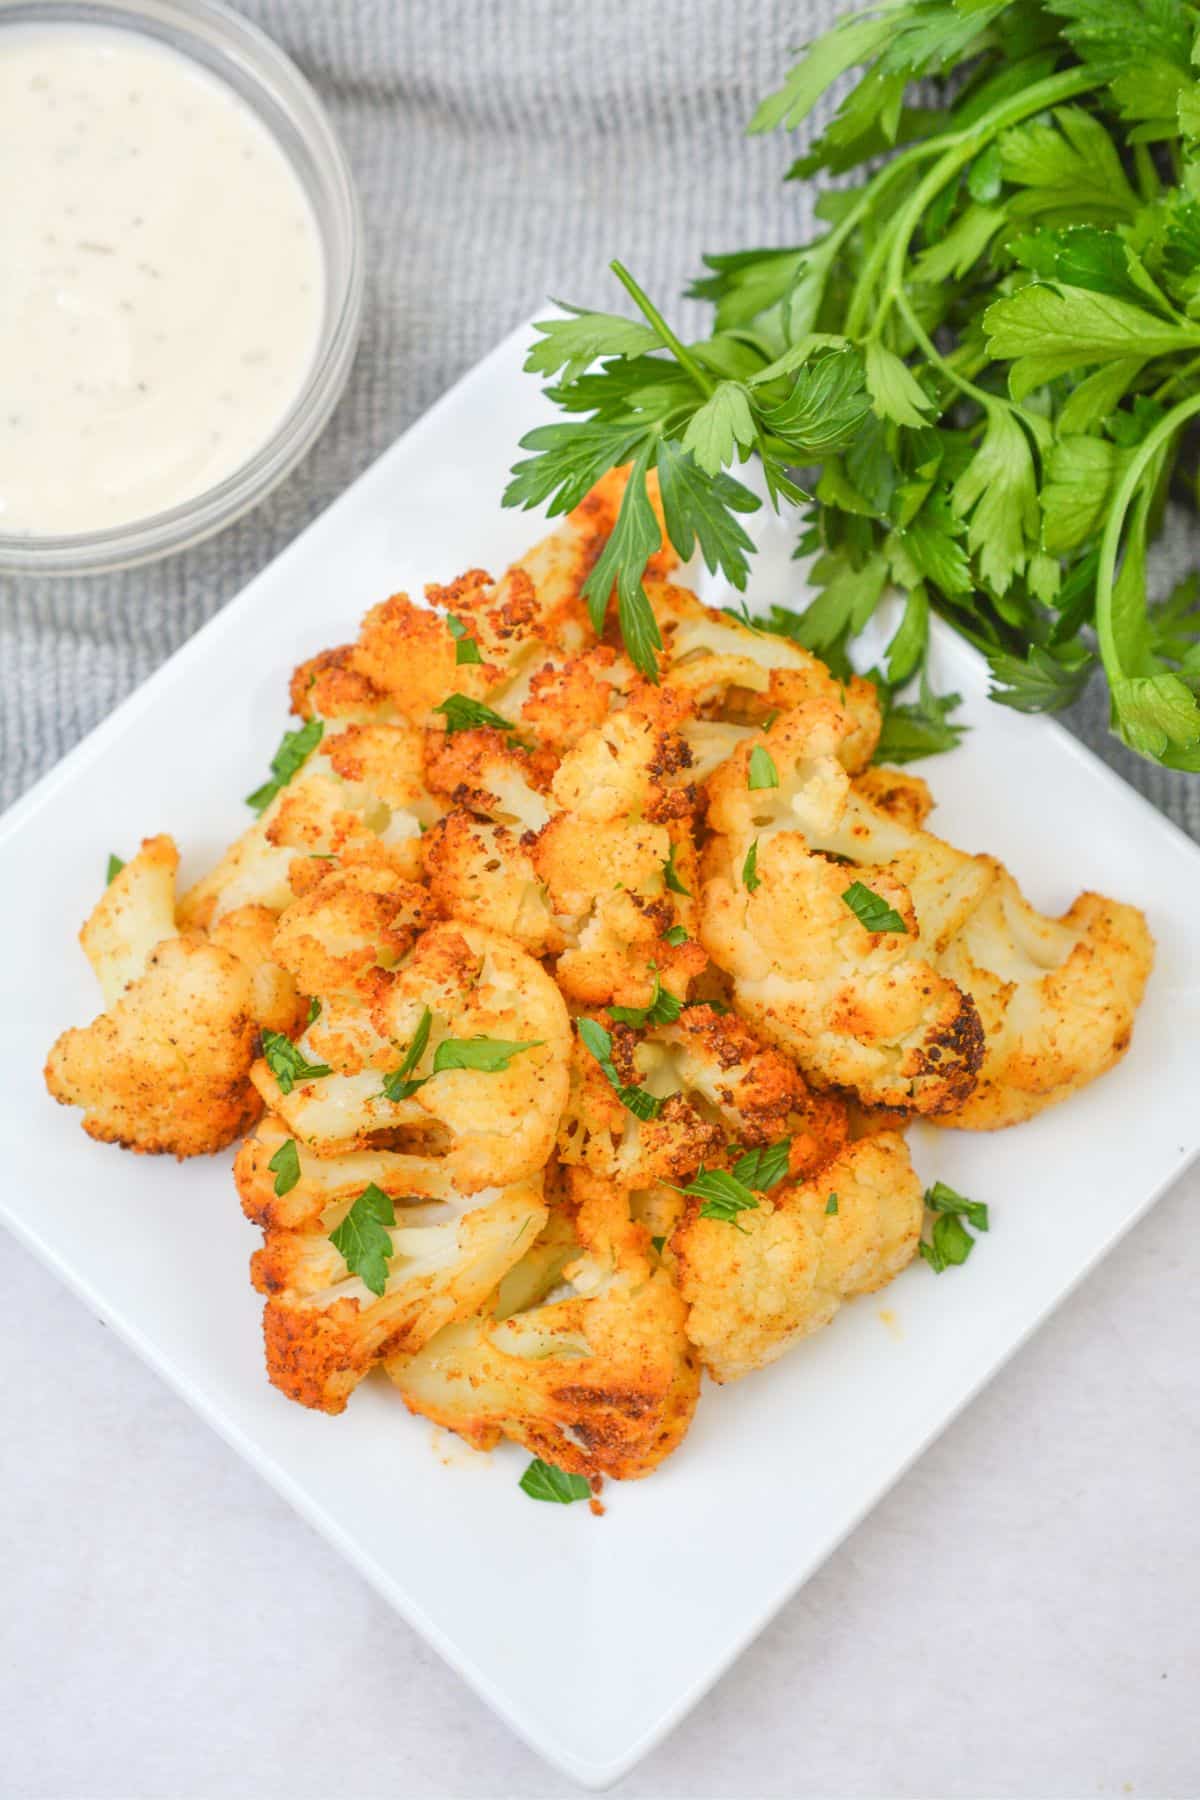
[1, 0, 1197, 837]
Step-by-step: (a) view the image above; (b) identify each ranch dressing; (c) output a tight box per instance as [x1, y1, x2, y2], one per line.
[0, 25, 325, 536]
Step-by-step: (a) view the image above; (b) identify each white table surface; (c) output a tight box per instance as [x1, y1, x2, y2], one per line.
[2, 1158, 1196, 1800]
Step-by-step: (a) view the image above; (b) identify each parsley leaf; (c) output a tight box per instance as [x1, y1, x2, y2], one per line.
[747, 745, 779, 790]
[842, 880, 908, 934]
[518, 1457, 592, 1504]
[742, 840, 761, 893]
[825, 1192, 839, 1215]
[382, 1006, 433, 1101]
[260, 1030, 332, 1095]
[662, 842, 690, 896]
[432, 1037, 543, 1074]
[578, 1017, 665, 1119]
[920, 1212, 976, 1272]
[329, 1183, 396, 1298]
[581, 437, 663, 680]
[873, 677, 966, 765]
[925, 1179, 990, 1233]
[731, 1138, 792, 1191]
[245, 718, 324, 814]
[267, 1138, 301, 1198]
[664, 924, 689, 947]
[609, 969, 684, 1030]
[446, 613, 483, 666]
[684, 1167, 760, 1230]
[655, 438, 759, 590]
[434, 694, 517, 736]
[524, 307, 662, 384]
[920, 1179, 988, 1271]
[105, 853, 125, 885]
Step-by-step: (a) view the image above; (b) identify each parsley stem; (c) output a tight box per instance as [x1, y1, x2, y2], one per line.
[1095, 390, 1200, 682]
[860, 65, 1103, 342]
[609, 260, 716, 398]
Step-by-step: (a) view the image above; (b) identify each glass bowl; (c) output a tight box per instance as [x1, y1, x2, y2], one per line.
[0, 0, 364, 575]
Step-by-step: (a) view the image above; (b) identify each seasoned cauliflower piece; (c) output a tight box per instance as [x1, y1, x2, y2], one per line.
[422, 728, 552, 832]
[207, 903, 303, 1035]
[558, 1003, 848, 1190]
[179, 720, 437, 929]
[701, 828, 984, 1115]
[423, 812, 564, 957]
[290, 646, 392, 724]
[45, 936, 260, 1156]
[785, 766, 1151, 1127]
[80, 834, 179, 1005]
[672, 1132, 923, 1381]
[386, 1171, 699, 1480]
[270, 863, 432, 999]
[349, 591, 497, 725]
[936, 872, 1154, 1128]
[653, 581, 881, 769]
[252, 1170, 548, 1414]
[252, 921, 571, 1191]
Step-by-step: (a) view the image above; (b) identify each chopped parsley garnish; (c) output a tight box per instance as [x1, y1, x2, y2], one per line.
[306, 996, 322, 1026]
[329, 1183, 396, 1298]
[519, 1458, 591, 1504]
[446, 613, 483, 665]
[434, 693, 517, 735]
[245, 718, 324, 814]
[731, 1138, 792, 1192]
[432, 1036, 543, 1073]
[268, 1138, 301, 1198]
[650, 1235, 667, 1255]
[260, 1030, 332, 1095]
[609, 968, 684, 1030]
[825, 1192, 839, 1216]
[686, 1167, 760, 1230]
[662, 841, 690, 896]
[747, 745, 779, 790]
[842, 880, 907, 934]
[578, 1017, 665, 1120]
[381, 1005, 433, 1102]
[664, 924, 689, 947]
[919, 1180, 988, 1272]
[105, 853, 125, 885]
[742, 839, 761, 893]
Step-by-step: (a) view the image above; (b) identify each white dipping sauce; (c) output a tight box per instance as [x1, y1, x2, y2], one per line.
[0, 25, 325, 536]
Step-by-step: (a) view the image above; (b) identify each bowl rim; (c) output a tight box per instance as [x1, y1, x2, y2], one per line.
[0, 0, 364, 576]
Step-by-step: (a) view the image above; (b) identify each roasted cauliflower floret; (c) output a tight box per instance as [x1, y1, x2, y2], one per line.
[80, 834, 179, 1005]
[251, 1168, 548, 1414]
[179, 720, 438, 929]
[421, 727, 552, 831]
[672, 1132, 923, 1382]
[701, 828, 983, 1115]
[45, 935, 261, 1156]
[207, 903, 303, 1035]
[936, 872, 1154, 1128]
[270, 863, 433, 999]
[558, 1003, 848, 1190]
[252, 921, 571, 1191]
[788, 767, 1153, 1127]
[386, 1171, 699, 1480]
[423, 812, 564, 957]
[290, 646, 392, 724]
[654, 581, 881, 770]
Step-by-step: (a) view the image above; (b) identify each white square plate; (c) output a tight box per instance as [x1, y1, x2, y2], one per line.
[3, 320, 1199, 1789]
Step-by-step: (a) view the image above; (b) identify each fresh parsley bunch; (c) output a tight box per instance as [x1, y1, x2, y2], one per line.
[504, 0, 1200, 770]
